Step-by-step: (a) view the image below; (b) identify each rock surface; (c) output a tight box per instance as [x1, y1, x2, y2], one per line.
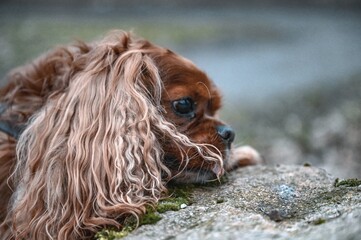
[124, 165, 361, 240]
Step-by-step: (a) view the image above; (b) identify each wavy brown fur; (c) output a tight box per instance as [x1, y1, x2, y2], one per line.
[0, 32, 227, 239]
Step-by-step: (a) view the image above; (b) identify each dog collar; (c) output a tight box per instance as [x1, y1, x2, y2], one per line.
[0, 120, 24, 139]
[0, 103, 25, 139]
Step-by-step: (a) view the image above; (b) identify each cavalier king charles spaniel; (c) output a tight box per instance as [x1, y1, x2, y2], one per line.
[0, 31, 261, 239]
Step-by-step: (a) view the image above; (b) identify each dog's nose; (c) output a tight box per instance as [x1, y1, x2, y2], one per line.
[216, 125, 235, 144]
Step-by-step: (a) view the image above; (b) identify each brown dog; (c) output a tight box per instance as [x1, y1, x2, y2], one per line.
[0, 31, 261, 239]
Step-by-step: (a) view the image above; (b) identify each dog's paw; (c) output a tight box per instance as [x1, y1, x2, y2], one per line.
[226, 145, 263, 171]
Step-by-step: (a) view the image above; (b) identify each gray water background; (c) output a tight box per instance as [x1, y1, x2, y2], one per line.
[1, 6, 360, 107]
[177, 8, 361, 106]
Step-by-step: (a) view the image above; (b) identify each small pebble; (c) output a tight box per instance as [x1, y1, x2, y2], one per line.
[268, 210, 284, 222]
[180, 204, 187, 209]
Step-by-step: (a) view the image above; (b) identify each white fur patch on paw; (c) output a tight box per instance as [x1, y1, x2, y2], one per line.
[226, 145, 263, 171]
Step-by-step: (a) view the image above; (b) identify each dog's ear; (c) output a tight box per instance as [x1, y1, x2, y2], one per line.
[7, 33, 171, 239]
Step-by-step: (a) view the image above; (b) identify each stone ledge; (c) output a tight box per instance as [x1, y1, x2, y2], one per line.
[125, 165, 361, 240]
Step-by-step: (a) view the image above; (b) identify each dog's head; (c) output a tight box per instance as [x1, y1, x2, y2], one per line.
[4, 31, 238, 239]
[150, 50, 235, 183]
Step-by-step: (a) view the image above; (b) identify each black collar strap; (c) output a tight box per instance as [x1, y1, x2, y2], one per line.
[0, 103, 25, 139]
[0, 120, 24, 139]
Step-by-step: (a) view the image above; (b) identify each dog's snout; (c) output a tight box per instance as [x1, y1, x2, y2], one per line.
[216, 125, 235, 144]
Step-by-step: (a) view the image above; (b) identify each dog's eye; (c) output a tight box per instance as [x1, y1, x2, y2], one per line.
[172, 97, 195, 118]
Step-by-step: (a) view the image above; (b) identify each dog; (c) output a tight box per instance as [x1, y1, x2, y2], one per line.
[0, 31, 261, 239]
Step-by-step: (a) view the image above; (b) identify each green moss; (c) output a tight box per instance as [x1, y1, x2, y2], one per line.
[95, 226, 134, 240]
[140, 210, 162, 225]
[95, 186, 194, 239]
[216, 198, 225, 204]
[157, 199, 186, 213]
[312, 218, 326, 225]
[334, 178, 339, 187]
[95, 209, 161, 240]
[157, 186, 193, 213]
[334, 178, 361, 187]
[303, 162, 312, 167]
[169, 184, 195, 200]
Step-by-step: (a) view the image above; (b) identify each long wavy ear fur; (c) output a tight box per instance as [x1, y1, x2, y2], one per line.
[1, 32, 224, 239]
[4, 33, 174, 239]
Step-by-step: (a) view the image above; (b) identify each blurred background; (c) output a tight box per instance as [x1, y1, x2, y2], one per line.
[1, 0, 360, 178]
